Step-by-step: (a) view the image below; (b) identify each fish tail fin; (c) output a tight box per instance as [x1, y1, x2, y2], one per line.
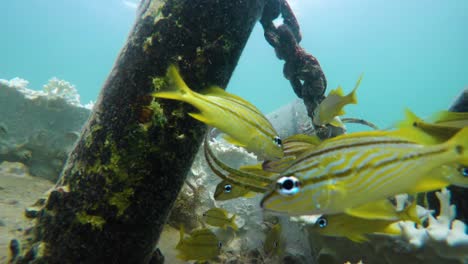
[447, 127, 468, 165]
[347, 73, 363, 104]
[400, 202, 422, 225]
[230, 215, 238, 231]
[152, 65, 194, 102]
[382, 223, 402, 236]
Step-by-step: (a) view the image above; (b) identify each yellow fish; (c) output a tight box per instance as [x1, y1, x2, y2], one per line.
[312, 74, 363, 128]
[202, 208, 238, 231]
[260, 127, 468, 216]
[214, 164, 275, 201]
[312, 199, 421, 242]
[176, 226, 222, 261]
[263, 134, 321, 173]
[432, 110, 468, 127]
[263, 223, 284, 257]
[398, 109, 464, 143]
[214, 180, 257, 201]
[153, 65, 284, 160]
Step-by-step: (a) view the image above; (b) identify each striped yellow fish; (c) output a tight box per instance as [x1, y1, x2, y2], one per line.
[260, 127, 468, 216]
[153, 65, 283, 160]
[311, 199, 420, 242]
[176, 226, 222, 261]
[214, 163, 275, 201]
[263, 134, 321, 173]
[398, 109, 467, 143]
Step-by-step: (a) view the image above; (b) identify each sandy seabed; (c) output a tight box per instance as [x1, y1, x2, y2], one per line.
[0, 162, 54, 262]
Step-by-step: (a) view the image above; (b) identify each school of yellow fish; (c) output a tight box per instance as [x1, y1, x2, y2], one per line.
[154, 65, 468, 260]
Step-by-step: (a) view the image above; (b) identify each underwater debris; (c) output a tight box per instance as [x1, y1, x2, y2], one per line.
[260, 0, 327, 137]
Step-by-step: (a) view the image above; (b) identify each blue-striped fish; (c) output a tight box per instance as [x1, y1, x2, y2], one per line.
[153, 65, 283, 160]
[260, 127, 468, 216]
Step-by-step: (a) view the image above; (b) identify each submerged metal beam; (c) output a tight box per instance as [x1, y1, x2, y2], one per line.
[10, 0, 265, 263]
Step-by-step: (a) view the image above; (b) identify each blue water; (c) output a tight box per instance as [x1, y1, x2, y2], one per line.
[1, 0, 467, 128]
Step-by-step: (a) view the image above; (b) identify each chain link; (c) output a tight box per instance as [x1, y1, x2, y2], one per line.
[261, 0, 339, 139]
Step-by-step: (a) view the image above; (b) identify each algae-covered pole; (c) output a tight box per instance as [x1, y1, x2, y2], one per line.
[10, 0, 265, 263]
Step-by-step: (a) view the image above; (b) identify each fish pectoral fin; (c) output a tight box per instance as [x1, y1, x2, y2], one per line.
[222, 134, 247, 147]
[348, 234, 368, 243]
[344, 201, 395, 220]
[406, 179, 449, 194]
[188, 112, 213, 125]
[243, 192, 257, 198]
[329, 117, 345, 128]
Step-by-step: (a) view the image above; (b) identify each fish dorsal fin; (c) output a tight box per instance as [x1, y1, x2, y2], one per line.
[345, 199, 398, 220]
[329, 86, 344, 97]
[396, 108, 421, 128]
[200, 85, 226, 95]
[201, 85, 263, 115]
[222, 134, 247, 147]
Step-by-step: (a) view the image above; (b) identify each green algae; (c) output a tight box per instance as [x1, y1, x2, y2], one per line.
[109, 188, 134, 217]
[76, 212, 106, 230]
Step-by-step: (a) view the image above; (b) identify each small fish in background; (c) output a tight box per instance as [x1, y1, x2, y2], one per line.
[431, 110, 468, 127]
[313, 74, 363, 128]
[263, 223, 285, 257]
[0, 123, 8, 137]
[263, 133, 321, 173]
[176, 226, 222, 261]
[398, 109, 468, 143]
[311, 200, 422, 242]
[153, 65, 284, 160]
[214, 180, 257, 201]
[202, 207, 238, 231]
[214, 164, 275, 201]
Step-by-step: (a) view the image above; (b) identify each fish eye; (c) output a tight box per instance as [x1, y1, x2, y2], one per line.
[461, 167, 468, 177]
[273, 136, 282, 147]
[224, 184, 232, 193]
[276, 176, 300, 196]
[316, 217, 328, 228]
[218, 242, 223, 248]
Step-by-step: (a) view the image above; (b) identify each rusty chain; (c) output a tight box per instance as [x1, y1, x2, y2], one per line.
[260, 0, 342, 139]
